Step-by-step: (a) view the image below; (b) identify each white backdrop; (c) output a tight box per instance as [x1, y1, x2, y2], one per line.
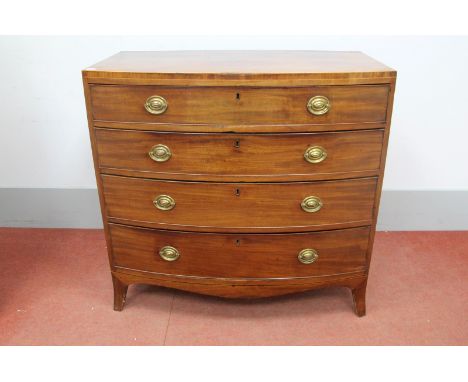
[1, 36, 467, 190]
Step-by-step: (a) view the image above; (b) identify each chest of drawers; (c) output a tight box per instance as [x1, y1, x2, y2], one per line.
[82, 51, 396, 316]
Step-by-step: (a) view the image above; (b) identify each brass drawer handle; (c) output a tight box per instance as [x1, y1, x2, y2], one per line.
[153, 195, 175, 211]
[304, 146, 327, 163]
[298, 248, 319, 264]
[149, 144, 171, 162]
[307, 95, 330, 115]
[301, 196, 322, 213]
[145, 95, 168, 115]
[159, 246, 180, 262]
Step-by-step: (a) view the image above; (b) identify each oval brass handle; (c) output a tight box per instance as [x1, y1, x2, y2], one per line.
[307, 95, 330, 115]
[153, 195, 175, 211]
[145, 95, 168, 115]
[304, 146, 327, 164]
[159, 246, 180, 262]
[301, 196, 322, 213]
[298, 248, 319, 264]
[149, 144, 171, 162]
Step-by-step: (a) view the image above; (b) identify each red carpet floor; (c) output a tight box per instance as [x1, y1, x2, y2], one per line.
[0, 228, 467, 345]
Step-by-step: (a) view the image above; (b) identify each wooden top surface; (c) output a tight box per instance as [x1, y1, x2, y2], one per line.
[83, 51, 396, 85]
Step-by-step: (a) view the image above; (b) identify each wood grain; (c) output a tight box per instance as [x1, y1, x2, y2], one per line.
[112, 268, 367, 299]
[111, 273, 128, 311]
[95, 129, 384, 182]
[101, 175, 377, 232]
[82, 50, 396, 314]
[352, 280, 368, 317]
[93, 121, 387, 134]
[90, 85, 389, 125]
[109, 224, 369, 278]
[82, 77, 117, 274]
[364, 78, 397, 268]
[83, 51, 395, 87]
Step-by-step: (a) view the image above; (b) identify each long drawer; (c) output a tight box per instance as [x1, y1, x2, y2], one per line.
[95, 129, 384, 181]
[90, 85, 389, 125]
[110, 224, 370, 278]
[102, 175, 377, 232]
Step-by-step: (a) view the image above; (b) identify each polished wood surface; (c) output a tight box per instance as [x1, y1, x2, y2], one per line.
[102, 175, 377, 232]
[82, 50, 396, 315]
[112, 269, 367, 299]
[90, 85, 389, 125]
[93, 121, 387, 134]
[111, 274, 128, 311]
[83, 51, 396, 86]
[352, 280, 368, 317]
[109, 224, 369, 278]
[96, 129, 384, 181]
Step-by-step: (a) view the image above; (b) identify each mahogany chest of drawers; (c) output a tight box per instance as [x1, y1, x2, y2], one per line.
[82, 51, 396, 316]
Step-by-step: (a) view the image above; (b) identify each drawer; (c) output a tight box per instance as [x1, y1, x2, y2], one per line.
[90, 85, 389, 125]
[109, 224, 370, 278]
[102, 175, 377, 232]
[95, 129, 384, 181]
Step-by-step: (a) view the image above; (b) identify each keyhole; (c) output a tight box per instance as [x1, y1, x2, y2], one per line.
[234, 139, 240, 148]
[236, 92, 240, 100]
[235, 239, 241, 246]
[235, 188, 240, 196]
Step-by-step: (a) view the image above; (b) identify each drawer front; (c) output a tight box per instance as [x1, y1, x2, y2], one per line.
[90, 85, 389, 125]
[102, 175, 377, 232]
[96, 129, 384, 180]
[110, 224, 370, 278]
